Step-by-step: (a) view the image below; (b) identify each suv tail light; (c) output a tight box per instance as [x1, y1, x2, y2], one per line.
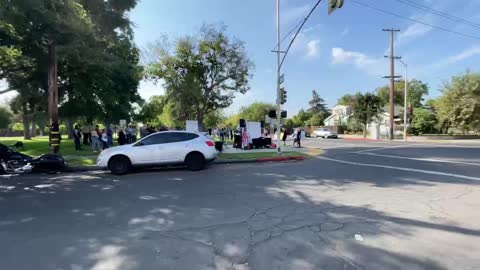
[206, 141, 215, 147]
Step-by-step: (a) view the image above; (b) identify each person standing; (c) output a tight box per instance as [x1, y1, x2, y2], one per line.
[82, 124, 90, 145]
[101, 129, 108, 150]
[126, 125, 133, 144]
[91, 125, 100, 152]
[73, 125, 82, 150]
[131, 126, 137, 143]
[220, 128, 225, 142]
[118, 128, 126, 145]
[292, 128, 302, 148]
[282, 128, 287, 146]
[106, 125, 114, 147]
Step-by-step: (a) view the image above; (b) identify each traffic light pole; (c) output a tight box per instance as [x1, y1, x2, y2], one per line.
[275, 0, 282, 154]
[272, 0, 344, 153]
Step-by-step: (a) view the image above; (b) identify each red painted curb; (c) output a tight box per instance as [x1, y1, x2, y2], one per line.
[256, 156, 305, 162]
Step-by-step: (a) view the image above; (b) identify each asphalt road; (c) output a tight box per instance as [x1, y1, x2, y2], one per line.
[1, 139, 479, 270]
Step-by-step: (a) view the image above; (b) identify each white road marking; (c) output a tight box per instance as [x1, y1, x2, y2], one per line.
[353, 144, 410, 153]
[356, 152, 480, 166]
[316, 156, 480, 181]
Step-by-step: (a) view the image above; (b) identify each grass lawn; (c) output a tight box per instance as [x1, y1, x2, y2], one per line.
[217, 151, 310, 160]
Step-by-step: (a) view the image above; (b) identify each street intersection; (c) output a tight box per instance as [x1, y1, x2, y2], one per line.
[1, 138, 479, 270]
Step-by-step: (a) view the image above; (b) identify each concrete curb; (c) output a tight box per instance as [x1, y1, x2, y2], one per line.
[65, 156, 307, 172]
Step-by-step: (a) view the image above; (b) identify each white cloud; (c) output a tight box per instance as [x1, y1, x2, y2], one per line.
[290, 24, 322, 59]
[331, 47, 385, 76]
[424, 45, 480, 73]
[396, 22, 432, 46]
[306, 40, 320, 58]
[446, 45, 480, 64]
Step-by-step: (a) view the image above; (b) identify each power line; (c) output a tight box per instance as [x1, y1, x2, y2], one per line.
[280, 0, 323, 69]
[392, 0, 480, 29]
[272, 19, 303, 51]
[351, 0, 480, 41]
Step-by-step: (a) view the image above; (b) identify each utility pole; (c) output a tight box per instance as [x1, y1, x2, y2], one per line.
[383, 28, 400, 140]
[275, 0, 282, 153]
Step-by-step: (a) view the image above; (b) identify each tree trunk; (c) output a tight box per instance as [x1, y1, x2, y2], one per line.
[22, 111, 31, 140]
[67, 119, 74, 139]
[48, 42, 60, 154]
[30, 120, 36, 137]
[197, 111, 205, 132]
[363, 122, 367, 138]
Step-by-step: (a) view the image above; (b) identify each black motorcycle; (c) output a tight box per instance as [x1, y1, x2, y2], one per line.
[0, 143, 66, 174]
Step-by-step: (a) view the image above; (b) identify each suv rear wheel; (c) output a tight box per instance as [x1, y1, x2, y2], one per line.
[108, 155, 131, 175]
[185, 152, 205, 171]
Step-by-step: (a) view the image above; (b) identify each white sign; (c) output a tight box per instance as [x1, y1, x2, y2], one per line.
[246, 121, 262, 140]
[119, 119, 127, 127]
[265, 115, 271, 124]
[186, 120, 199, 132]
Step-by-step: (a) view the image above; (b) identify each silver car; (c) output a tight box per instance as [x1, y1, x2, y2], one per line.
[312, 128, 338, 139]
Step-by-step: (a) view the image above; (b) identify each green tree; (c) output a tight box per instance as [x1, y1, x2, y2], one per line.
[204, 111, 226, 128]
[435, 72, 480, 133]
[146, 24, 253, 131]
[351, 92, 383, 138]
[224, 114, 241, 128]
[0, 105, 13, 128]
[238, 102, 276, 122]
[337, 94, 356, 106]
[1, 0, 141, 142]
[291, 109, 311, 126]
[135, 95, 166, 125]
[412, 108, 437, 134]
[308, 90, 330, 121]
[305, 114, 323, 126]
[377, 79, 429, 107]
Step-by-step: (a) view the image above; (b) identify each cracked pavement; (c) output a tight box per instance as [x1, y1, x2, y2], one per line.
[0, 139, 480, 269]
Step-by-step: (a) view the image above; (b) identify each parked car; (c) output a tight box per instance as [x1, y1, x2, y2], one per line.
[312, 128, 338, 139]
[97, 131, 218, 175]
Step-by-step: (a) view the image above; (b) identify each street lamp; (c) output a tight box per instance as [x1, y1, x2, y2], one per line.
[398, 59, 408, 142]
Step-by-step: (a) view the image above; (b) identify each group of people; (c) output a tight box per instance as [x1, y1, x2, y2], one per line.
[280, 128, 302, 148]
[73, 124, 114, 152]
[139, 125, 168, 139]
[210, 127, 234, 142]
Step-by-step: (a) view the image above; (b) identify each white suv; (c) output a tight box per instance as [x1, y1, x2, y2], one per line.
[312, 128, 338, 139]
[97, 131, 217, 175]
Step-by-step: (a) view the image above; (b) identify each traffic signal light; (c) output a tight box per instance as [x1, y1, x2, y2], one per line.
[281, 110, 287, 119]
[328, 0, 344, 15]
[280, 87, 287, 105]
[268, 110, 276, 118]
